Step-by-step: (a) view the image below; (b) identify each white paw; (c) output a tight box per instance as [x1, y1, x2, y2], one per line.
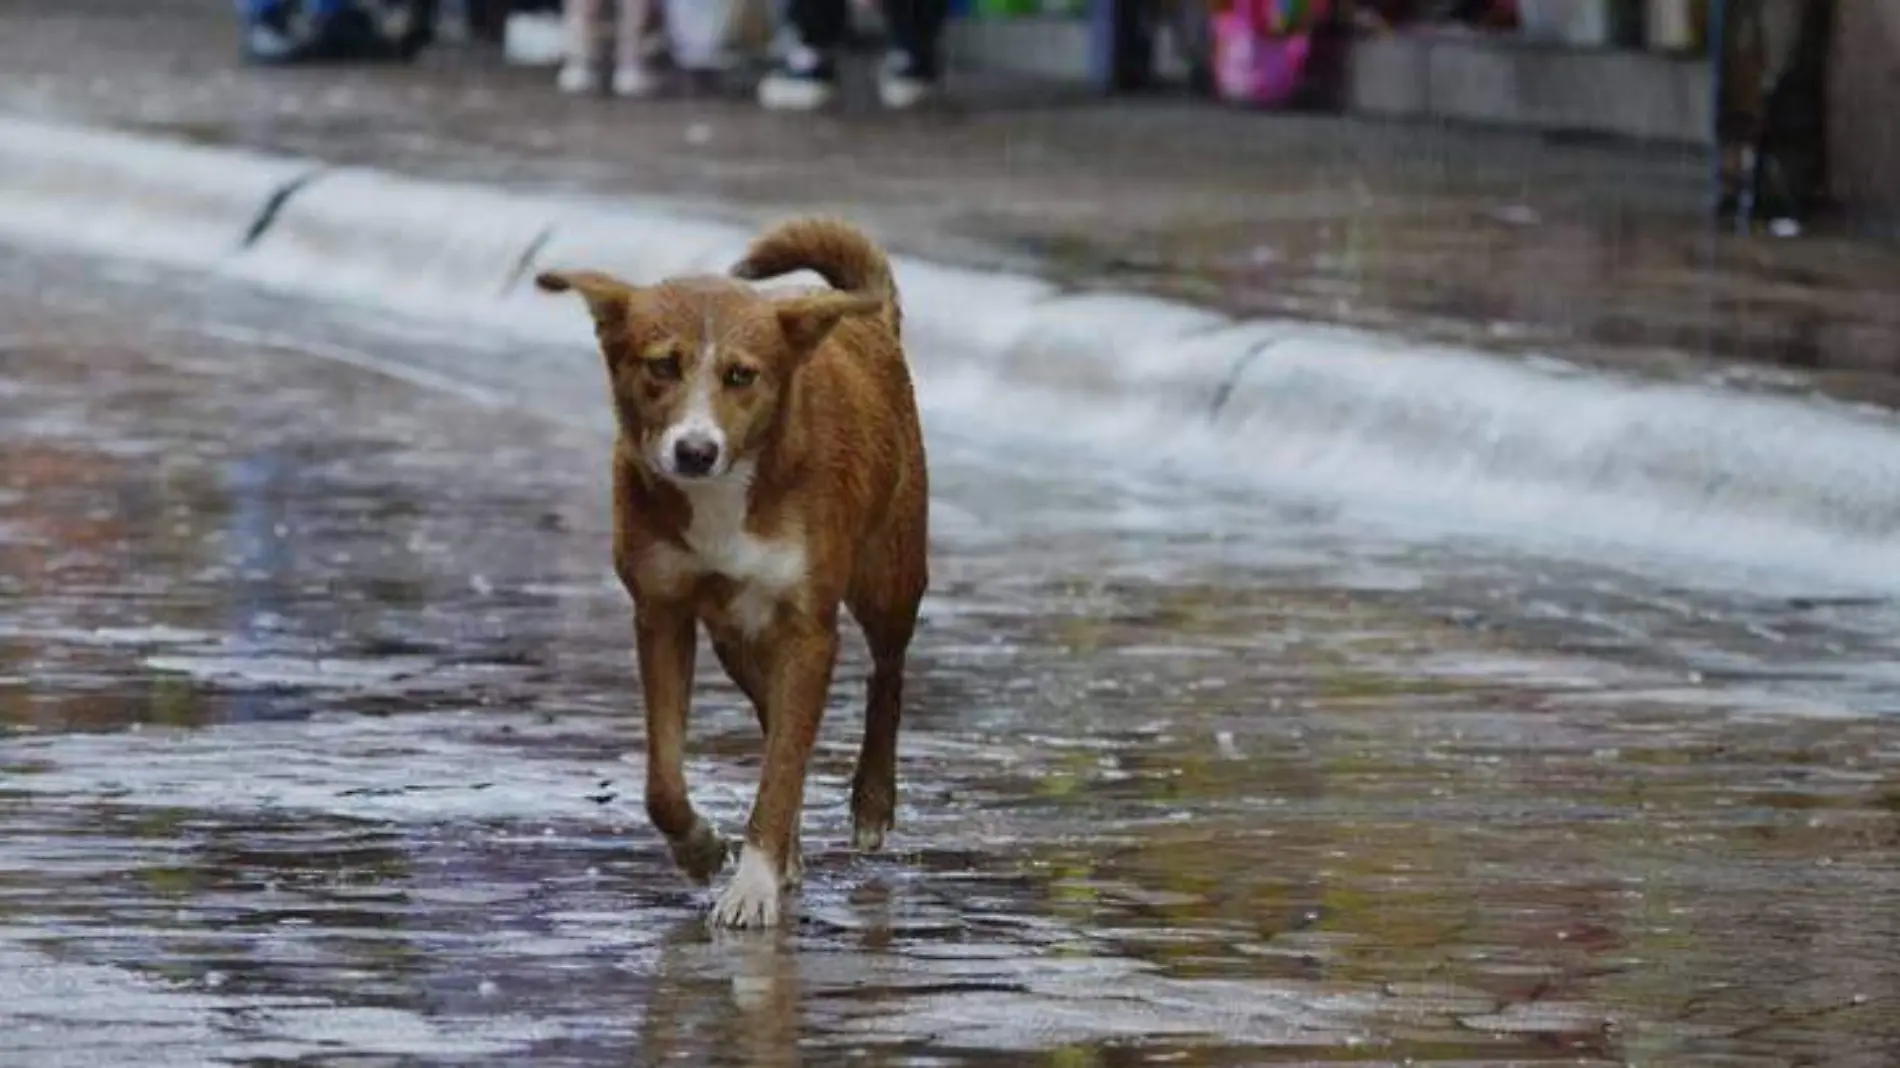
[708, 844, 785, 929]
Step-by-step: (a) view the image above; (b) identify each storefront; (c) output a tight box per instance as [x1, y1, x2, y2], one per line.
[952, 0, 1836, 226]
[952, 1, 1715, 110]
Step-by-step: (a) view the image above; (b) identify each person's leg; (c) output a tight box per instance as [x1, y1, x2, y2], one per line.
[612, 0, 662, 97]
[882, 0, 948, 77]
[878, 0, 949, 107]
[560, 0, 606, 93]
[785, 0, 853, 50]
[759, 0, 851, 110]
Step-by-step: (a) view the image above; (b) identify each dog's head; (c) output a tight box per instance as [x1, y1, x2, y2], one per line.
[536, 269, 879, 484]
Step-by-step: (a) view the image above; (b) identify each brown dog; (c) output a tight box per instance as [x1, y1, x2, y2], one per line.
[536, 218, 928, 928]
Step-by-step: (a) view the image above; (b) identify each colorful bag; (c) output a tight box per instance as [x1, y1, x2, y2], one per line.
[1211, 0, 1329, 106]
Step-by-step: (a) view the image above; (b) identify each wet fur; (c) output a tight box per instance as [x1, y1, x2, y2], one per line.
[536, 218, 928, 929]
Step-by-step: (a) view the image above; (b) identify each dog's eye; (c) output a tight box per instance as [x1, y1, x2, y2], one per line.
[647, 355, 682, 380]
[723, 364, 759, 389]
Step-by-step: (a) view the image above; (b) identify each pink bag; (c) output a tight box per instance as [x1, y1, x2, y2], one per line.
[1211, 0, 1324, 106]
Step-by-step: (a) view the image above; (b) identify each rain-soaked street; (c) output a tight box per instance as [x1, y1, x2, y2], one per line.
[5, 219, 1900, 1067]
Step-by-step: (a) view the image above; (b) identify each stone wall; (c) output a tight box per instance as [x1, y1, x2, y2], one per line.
[1347, 34, 1711, 145]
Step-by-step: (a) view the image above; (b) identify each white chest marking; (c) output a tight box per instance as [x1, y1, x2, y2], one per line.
[649, 461, 807, 636]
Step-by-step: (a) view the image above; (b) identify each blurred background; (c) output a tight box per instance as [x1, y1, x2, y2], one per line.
[7, 0, 1898, 394]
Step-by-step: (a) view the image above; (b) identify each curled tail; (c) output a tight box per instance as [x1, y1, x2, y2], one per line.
[730, 217, 901, 339]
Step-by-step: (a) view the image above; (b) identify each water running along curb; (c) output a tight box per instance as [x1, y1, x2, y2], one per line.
[4, 114, 1900, 589]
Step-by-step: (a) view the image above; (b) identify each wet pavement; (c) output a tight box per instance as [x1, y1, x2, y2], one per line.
[8, 0, 1900, 407]
[5, 232, 1900, 1066]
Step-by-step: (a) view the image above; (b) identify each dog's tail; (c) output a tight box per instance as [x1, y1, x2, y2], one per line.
[731, 217, 901, 339]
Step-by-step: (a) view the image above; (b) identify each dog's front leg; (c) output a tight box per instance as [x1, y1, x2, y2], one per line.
[637, 602, 727, 884]
[709, 613, 838, 929]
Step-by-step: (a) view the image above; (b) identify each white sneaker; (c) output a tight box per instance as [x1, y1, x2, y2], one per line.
[556, 59, 600, 95]
[612, 61, 659, 98]
[877, 72, 934, 110]
[877, 52, 937, 110]
[757, 45, 837, 112]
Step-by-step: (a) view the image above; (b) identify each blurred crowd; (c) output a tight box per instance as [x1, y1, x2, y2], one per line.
[556, 0, 946, 111]
[236, 1, 1618, 116]
[239, 0, 957, 111]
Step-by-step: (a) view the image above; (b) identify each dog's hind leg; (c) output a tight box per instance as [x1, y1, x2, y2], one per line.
[637, 604, 728, 885]
[845, 527, 928, 854]
[710, 632, 768, 731]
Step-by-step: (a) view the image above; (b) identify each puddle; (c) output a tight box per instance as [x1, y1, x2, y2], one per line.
[1, 247, 1899, 1066]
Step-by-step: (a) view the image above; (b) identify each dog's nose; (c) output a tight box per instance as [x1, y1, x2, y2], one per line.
[672, 435, 721, 477]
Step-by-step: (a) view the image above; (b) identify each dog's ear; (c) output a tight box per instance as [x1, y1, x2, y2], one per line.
[774, 291, 884, 355]
[536, 269, 636, 342]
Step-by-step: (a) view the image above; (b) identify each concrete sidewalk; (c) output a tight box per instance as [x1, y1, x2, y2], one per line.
[3, 0, 1900, 403]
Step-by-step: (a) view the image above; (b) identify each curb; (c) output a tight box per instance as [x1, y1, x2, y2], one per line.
[0, 116, 313, 269]
[0, 115, 1254, 423]
[5, 115, 1900, 583]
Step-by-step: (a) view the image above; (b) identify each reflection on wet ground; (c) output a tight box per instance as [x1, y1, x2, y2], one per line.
[3, 255, 1900, 1067]
[1049, 210, 1900, 408]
